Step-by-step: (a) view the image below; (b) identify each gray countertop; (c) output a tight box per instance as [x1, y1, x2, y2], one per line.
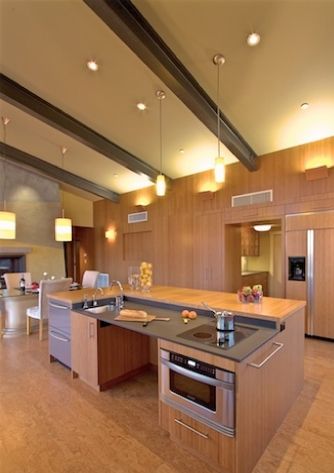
[73, 297, 279, 362]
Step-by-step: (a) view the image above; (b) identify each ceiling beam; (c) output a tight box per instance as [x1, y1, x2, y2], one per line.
[84, 0, 258, 171]
[0, 73, 164, 182]
[0, 142, 120, 202]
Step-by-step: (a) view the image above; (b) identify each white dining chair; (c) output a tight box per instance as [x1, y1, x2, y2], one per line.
[81, 270, 100, 288]
[3, 272, 32, 290]
[26, 278, 72, 341]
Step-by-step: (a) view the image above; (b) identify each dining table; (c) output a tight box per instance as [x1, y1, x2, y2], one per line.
[0, 288, 38, 337]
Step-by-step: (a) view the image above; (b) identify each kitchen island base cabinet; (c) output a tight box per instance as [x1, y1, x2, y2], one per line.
[159, 307, 304, 473]
[71, 312, 150, 391]
[160, 403, 235, 472]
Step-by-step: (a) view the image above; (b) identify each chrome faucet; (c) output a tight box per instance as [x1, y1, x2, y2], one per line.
[93, 287, 104, 306]
[111, 280, 124, 309]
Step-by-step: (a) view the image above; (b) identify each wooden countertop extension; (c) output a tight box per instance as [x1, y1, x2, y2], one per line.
[49, 285, 305, 322]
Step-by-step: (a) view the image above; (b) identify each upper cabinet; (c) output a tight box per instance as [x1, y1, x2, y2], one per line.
[241, 226, 259, 256]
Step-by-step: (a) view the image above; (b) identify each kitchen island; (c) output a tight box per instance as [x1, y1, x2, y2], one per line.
[49, 286, 305, 473]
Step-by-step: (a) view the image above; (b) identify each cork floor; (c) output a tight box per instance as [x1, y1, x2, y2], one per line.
[0, 335, 333, 473]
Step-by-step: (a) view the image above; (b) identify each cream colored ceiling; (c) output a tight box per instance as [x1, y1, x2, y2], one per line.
[1, 0, 334, 198]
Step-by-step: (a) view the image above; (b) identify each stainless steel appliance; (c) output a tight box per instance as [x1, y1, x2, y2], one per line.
[160, 349, 235, 436]
[202, 302, 235, 331]
[178, 323, 257, 349]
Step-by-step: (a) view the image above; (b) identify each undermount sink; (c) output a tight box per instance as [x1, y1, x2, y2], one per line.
[85, 305, 110, 314]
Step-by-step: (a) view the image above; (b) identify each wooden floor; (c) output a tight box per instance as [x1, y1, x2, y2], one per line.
[0, 335, 333, 473]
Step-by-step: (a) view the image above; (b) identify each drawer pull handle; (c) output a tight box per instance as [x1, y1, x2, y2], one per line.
[50, 331, 69, 343]
[248, 342, 284, 369]
[174, 418, 208, 439]
[49, 303, 68, 310]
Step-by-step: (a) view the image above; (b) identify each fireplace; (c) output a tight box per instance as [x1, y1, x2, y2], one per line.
[0, 248, 30, 289]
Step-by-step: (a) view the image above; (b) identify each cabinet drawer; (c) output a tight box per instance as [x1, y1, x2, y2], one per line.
[49, 330, 71, 368]
[49, 302, 71, 336]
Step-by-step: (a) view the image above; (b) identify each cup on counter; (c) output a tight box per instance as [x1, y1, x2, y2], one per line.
[128, 266, 140, 290]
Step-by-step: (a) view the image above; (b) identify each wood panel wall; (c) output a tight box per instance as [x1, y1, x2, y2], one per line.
[94, 136, 334, 291]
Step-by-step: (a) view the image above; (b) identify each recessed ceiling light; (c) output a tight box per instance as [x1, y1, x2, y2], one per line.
[179, 148, 185, 154]
[136, 102, 147, 111]
[113, 173, 119, 178]
[247, 32, 261, 47]
[86, 60, 99, 72]
[300, 102, 310, 110]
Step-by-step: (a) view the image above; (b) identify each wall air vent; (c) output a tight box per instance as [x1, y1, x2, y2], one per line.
[127, 211, 148, 224]
[232, 190, 273, 208]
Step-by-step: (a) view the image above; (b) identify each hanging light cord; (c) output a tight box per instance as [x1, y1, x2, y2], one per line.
[217, 62, 221, 159]
[60, 146, 67, 218]
[159, 96, 163, 174]
[1, 117, 10, 212]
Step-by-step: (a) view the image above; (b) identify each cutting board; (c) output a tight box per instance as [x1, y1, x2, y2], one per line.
[115, 309, 170, 322]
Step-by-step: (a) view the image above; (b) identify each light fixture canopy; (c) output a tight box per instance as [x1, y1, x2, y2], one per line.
[213, 54, 226, 184]
[55, 217, 72, 241]
[253, 224, 272, 232]
[156, 90, 167, 196]
[1, 116, 16, 240]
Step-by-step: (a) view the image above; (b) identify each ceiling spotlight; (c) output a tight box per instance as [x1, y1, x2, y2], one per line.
[179, 148, 185, 154]
[136, 102, 147, 111]
[86, 60, 99, 72]
[300, 102, 310, 110]
[253, 224, 272, 232]
[247, 32, 261, 47]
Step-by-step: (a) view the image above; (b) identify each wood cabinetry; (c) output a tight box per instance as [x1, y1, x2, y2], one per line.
[71, 312, 150, 390]
[235, 308, 304, 473]
[241, 271, 268, 296]
[160, 403, 234, 472]
[159, 308, 304, 473]
[241, 226, 259, 256]
[286, 211, 334, 338]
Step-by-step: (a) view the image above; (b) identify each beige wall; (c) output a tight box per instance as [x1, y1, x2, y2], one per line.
[244, 233, 270, 272]
[62, 191, 94, 227]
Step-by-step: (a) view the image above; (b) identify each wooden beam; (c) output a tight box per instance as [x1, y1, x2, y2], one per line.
[84, 0, 258, 171]
[0, 142, 120, 202]
[0, 73, 162, 181]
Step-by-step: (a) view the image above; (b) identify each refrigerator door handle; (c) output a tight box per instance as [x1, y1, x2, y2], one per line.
[307, 229, 314, 335]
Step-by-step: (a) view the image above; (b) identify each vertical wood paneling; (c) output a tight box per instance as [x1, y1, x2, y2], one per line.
[93, 136, 334, 291]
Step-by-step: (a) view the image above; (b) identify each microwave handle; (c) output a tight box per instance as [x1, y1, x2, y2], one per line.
[160, 358, 234, 391]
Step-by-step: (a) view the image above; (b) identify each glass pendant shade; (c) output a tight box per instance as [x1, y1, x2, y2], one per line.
[156, 174, 166, 196]
[55, 217, 72, 241]
[0, 211, 16, 239]
[214, 156, 225, 183]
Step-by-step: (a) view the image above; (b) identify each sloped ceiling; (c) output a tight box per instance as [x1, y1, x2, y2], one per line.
[1, 0, 333, 200]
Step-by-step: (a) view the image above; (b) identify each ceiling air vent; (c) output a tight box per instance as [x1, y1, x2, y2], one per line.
[232, 190, 273, 208]
[127, 211, 148, 224]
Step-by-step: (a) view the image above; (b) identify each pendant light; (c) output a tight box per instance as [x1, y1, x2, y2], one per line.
[213, 54, 226, 183]
[0, 116, 16, 239]
[55, 146, 72, 242]
[155, 90, 166, 196]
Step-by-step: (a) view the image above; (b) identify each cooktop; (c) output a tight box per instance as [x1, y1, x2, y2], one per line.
[178, 323, 257, 349]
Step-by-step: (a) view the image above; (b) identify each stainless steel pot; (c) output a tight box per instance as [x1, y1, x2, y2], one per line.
[202, 302, 235, 331]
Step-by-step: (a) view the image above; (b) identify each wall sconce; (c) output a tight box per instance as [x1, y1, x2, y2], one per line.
[105, 228, 117, 241]
[305, 165, 329, 181]
[198, 191, 215, 201]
